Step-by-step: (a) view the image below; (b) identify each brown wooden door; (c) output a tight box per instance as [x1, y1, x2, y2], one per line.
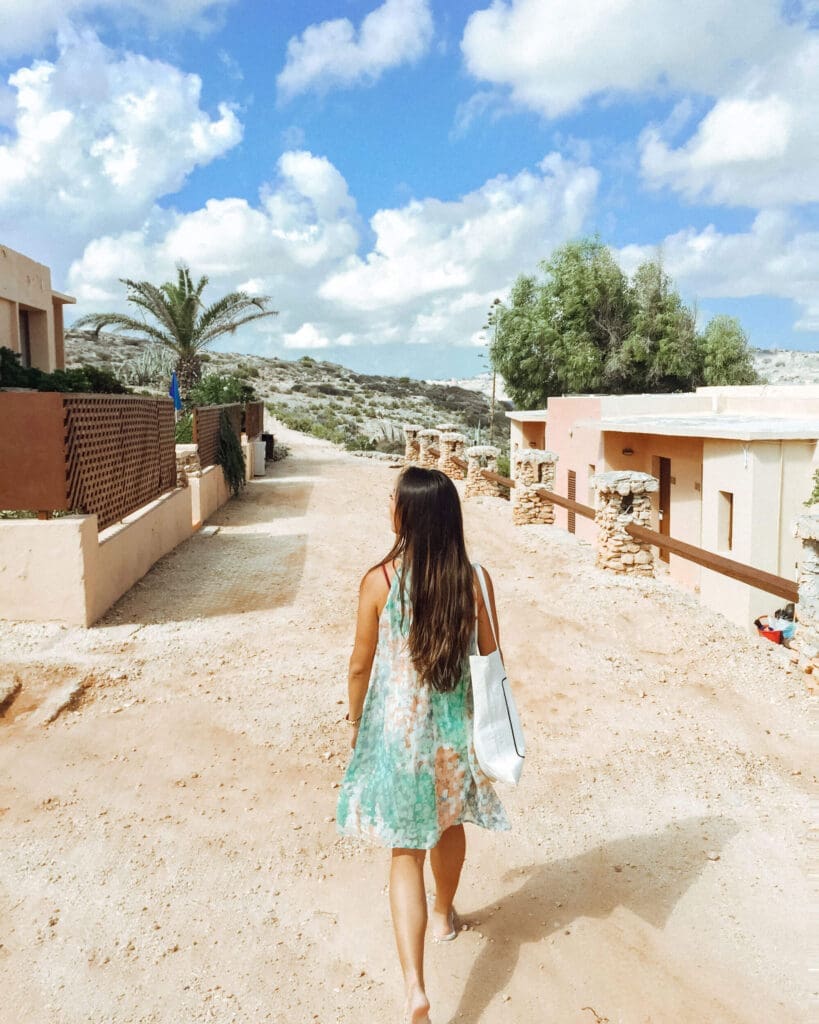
[658, 457, 671, 563]
[567, 470, 576, 534]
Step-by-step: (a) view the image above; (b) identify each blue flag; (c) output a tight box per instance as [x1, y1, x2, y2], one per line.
[169, 371, 182, 411]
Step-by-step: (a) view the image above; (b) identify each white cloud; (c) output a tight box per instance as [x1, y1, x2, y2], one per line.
[619, 211, 819, 333]
[461, 0, 792, 118]
[277, 0, 433, 100]
[66, 151, 598, 358]
[0, 0, 232, 59]
[320, 154, 597, 321]
[282, 323, 331, 349]
[640, 35, 819, 206]
[0, 30, 242, 262]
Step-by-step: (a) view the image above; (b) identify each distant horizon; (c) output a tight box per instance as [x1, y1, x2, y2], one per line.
[4, 1, 818, 376]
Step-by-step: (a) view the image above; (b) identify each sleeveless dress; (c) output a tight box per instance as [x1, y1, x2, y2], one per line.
[336, 565, 510, 849]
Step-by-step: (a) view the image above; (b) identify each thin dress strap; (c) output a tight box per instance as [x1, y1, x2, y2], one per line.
[381, 563, 391, 586]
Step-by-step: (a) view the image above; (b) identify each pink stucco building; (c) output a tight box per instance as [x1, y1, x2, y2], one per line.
[508, 386, 819, 631]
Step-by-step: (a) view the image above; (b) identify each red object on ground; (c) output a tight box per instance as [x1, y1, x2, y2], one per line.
[758, 627, 782, 644]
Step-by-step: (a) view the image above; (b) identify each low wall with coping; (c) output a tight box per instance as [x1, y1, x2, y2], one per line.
[0, 463, 234, 627]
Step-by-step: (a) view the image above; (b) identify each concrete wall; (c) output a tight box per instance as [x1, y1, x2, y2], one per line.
[0, 467, 234, 627]
[0, 517, 92, 625]
[189, 464, 230, 530]
[698, 439, 810, 630]
[90, 487, 194, 624]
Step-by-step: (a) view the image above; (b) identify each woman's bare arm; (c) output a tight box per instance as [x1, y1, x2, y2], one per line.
[475, 567, 503, 660]
[347, 568, 385, 742]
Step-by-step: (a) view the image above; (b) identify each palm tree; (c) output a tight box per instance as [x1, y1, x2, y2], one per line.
[74, 266, 278, 397]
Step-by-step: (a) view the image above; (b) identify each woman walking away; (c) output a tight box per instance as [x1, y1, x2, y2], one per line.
[337, 465, 510, 1024]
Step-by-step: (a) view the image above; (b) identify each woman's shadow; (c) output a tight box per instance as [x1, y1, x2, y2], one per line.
[448, 814, 739, 1023]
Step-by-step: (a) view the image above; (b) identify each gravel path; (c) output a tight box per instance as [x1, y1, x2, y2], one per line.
[0, 423, 813, 1023]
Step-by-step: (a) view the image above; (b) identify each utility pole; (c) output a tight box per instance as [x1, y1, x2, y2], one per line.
[487, 297, 501, 444]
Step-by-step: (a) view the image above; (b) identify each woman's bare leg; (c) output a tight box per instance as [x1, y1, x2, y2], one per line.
[429, 824, 466, 938]
[389, 848, 431, 1023]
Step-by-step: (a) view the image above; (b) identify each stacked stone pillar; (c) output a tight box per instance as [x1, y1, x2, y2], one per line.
[436, 422, 460, 435]
[175, 443, 201, 488]
[439, 432, 467, 479]
[791, 513, 819, 681]
[464, 446, 504, 498]
[417, 429, 440, 469]
[512, 449, 559, 525]
[403, 424, 423, 464]
[593, 470, 657, 576]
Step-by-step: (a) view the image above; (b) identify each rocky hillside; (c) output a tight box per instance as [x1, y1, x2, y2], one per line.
[64, 330, 510, 455]
[64, 331, 819, 455]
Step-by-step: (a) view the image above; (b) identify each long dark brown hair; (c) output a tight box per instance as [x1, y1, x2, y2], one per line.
[375, 465, 475, 692]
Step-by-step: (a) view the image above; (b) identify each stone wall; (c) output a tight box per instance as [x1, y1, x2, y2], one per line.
[403, 424, 423, 464]
[417, 429, 440, 469]
[464, 445, 504, 498]
[175, 444, 201, 488]
[593, 470, 657, 576]
[439, 432, 467, 479]
[512, 449, 558, 525]
[791, 512, 819, 682]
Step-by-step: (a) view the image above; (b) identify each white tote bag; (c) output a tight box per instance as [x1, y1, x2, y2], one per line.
[470, 564, 525, 786]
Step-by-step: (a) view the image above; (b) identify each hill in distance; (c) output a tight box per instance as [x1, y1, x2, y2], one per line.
[64, 330, 511, 455]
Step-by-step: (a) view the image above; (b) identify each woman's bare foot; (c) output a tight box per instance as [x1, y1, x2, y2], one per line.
[405, 983, 431, 1023]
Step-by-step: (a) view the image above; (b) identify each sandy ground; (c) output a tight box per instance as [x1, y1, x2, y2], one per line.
[0, 423, 815, 1024]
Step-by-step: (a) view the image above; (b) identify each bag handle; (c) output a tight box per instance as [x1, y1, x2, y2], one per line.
[473, 563, 499, 650]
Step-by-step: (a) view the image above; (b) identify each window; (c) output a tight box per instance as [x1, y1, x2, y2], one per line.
[718, 490, 733, 551]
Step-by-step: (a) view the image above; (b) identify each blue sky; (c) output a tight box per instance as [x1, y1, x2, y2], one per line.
[0, 0, 817, 379]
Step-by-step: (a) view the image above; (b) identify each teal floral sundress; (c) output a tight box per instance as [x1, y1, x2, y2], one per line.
[336, 564, 510, 849]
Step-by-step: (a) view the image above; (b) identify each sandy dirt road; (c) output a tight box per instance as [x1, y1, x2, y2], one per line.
[0, 425, 814, 1024]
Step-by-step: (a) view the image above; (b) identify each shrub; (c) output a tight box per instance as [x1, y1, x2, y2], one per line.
[175, 413, 193, 444]
[189, 372, 257, 406]
[0, 347, 131, 393]
[216, 409, 246, 497]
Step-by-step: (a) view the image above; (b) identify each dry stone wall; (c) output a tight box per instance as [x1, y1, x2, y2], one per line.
[175, 444, 201, 488]
[512, 449, 558, 526]
[594, 470, 657, 576]
[465, 446, 504, 498]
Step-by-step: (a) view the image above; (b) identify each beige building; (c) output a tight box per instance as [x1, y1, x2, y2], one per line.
[508, 386, 819, 631]
[0, 243, 75, 372]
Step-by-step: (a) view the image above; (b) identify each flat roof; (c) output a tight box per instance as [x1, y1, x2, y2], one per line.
[52, 290, 76, 304]
[576, 414, 819, 441]
[505, 410, 548, 422]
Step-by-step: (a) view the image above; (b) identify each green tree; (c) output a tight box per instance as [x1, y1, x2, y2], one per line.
[616, 258, 700, 392]
[73, 266, 277, 398]
[700, 315, 760, 386]
[492, 238, 633, 405]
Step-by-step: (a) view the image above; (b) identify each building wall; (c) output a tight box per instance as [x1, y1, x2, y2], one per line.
[603, 431, 704, 589]
[543, 395, 601, 541]
[0, 243, 70, 371]
[508, 415, 547, 478]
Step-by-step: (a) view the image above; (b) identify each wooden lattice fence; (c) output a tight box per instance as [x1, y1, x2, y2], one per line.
[0, 392, 176, 530]
[193, 404, 242, 469]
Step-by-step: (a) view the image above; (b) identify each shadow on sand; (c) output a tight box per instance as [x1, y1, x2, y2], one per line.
[448, 814, 739, 1023]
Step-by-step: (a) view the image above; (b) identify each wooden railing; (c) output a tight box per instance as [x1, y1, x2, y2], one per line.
[454, 459, 798, 603]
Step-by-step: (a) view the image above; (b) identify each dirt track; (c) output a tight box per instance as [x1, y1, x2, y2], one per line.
[0, 424, 814, 1023]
